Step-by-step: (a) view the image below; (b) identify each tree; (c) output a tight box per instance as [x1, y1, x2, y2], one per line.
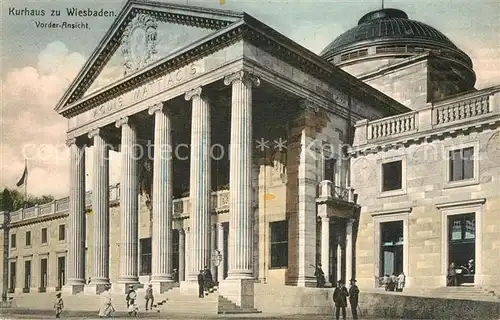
[0, 188, 54, 211]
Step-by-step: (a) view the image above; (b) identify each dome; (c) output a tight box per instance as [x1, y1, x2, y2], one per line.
[320, 8, 473, 70]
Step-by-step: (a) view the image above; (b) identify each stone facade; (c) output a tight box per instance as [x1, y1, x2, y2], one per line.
[2, 1, 499, 310]
[351, 89, 500, 290]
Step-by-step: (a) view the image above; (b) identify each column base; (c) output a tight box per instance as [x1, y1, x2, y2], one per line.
[179, 280, 201, 296]
[150, 281, 176, 295]
[62, 283, 85, 295]
[218, 279, 255, 309]
[226, 270, 254, 280]
[112, 282, 142, 294]
[286, 275, 317, 287]
[84, 284, 109, 295]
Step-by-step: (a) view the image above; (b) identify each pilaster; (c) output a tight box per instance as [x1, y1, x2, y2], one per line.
[178, 229, 185, 282]
[345, 219, 354, 282]
[217, 223, 225, 283]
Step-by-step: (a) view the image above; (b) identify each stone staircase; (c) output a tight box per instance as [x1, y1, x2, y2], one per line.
[428, 285, 500, 302]
[5, 284, 261, 315]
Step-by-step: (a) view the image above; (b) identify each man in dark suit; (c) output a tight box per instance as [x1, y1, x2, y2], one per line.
[349, 278, 360, 320]
[333, 280, 349, 320]
[197, 270, 205, 298]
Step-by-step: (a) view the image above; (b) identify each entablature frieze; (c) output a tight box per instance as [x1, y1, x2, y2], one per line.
[66, 59, 244, 139]
[349, 116, 500, 158]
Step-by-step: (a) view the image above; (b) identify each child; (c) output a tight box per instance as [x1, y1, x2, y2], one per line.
[54, 292, 64, 318]
[127, 298, 139, 317]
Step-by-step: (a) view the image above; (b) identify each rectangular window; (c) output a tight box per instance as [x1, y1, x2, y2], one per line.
[324, 158, 336, 183]
[41, 228, 48, 244]
[140, 238, 152, 275]
[270, 220, 288, 268]
[449, 147, 474, 181]
[382, 161, 402, 191]
[9, 261, 16, 290]
[10, 234, 16, 249]
[58, 225, 66, 241]
[25, 231, 31, 246]
[24, 260, 31, 290]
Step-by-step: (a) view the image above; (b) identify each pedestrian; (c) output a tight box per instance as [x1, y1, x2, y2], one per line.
[98, 285, 114, 318]
[313, 263, 326, 288]
[128, 298, 139, 317]
[145, 284, 154, 311]
[53, 292, 64, 319]
[448, 262, 457, 286]
[198, 269, 205, 298]
[348, 279, 359, 320]
[397, 272, 406, 292]
[333, 280, 349, 320]
[203, 265, 213, 293]
[126, 285, 137, 308]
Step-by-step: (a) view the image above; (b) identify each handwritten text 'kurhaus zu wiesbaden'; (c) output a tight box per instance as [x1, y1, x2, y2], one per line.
[8, 7, 116, 18]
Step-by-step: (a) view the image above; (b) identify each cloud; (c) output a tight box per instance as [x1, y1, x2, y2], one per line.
[0, 41, 85, 198]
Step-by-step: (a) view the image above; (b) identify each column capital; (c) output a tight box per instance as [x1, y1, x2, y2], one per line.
[321, 216, 330, 222]
[148, 102, 165, 115]
[66, 136, 77, 147]
[115, 116, 130, 128]
[300, 99, 320, 113]
[178, 228, 185, 236]
[184, 86, 202, 101]
[224, 70, 260, 88]
[347, 218, 355, 227]
[88, 128, 101, 139]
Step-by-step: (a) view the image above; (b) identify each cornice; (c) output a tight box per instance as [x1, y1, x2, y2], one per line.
[56, 2, 242, 114]
[371, 207, 412, 217]
[350, 115, 500, 157]
[8, 212, 68, 229]
[436, 198, 486, 210]
[60, 23, 246, 118]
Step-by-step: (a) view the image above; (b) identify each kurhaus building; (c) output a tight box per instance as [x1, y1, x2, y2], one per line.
[1, 0, 499, 308]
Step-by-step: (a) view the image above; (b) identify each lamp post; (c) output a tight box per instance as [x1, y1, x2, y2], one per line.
[211, 249, 222, 286]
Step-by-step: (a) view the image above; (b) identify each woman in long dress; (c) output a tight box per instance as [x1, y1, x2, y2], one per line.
[98, 285, 114, 318]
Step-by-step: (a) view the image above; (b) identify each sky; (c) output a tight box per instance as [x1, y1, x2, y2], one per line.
[1, 0, 499, 198]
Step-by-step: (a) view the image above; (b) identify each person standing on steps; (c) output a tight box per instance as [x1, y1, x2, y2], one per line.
[333, 280, 349, 320]
[98, 285, 115, 318]
[348, 279, 360, 320]
[203, 265, 213, 293]
[198, 270, 205, 298]
[126, 285, 137, 308]
[53, 292, 64, 319]
[397, 272, 406, 292]
[145, 284, 154, 311]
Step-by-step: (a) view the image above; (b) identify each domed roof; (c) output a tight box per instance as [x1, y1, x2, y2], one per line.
[320, 8, 469, 66]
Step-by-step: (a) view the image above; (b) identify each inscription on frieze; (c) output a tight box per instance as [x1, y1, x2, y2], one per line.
[91, 63, 199, 119]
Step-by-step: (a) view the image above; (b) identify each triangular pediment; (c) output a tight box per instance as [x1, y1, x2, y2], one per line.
[56, 0, 243, 113]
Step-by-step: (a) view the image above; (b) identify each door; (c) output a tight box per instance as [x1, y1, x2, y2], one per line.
[24, 260, 31, 292]
[40, 258, 48, 292]
[57, 257, 65, 290]
[9, 261, 16, 292]
[380, 221, 404, 278]
[448, 213, 475, 284]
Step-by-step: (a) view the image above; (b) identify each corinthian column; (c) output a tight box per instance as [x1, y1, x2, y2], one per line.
[321, 216, 331, 287]
[178, 229, 185, 282]
[88, 128, 110, 293]
[224, 70, 260, 280]
[115, 117, 139, 286]
[185, 87, 211, 281]
[345, 219, 354, 283]
[64, 136, 86, 295]
[148, 103, 174, 289]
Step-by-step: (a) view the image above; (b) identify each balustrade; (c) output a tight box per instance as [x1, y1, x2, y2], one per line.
[355, 89, 498, 145]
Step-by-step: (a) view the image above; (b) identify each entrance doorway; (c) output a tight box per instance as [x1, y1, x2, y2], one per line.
[57, 256, 65, 290]
[24, 260, 31, 292]
[448, 213, 475, 284]
[380, 221, 403, 278]
[40, 258, 48, 292]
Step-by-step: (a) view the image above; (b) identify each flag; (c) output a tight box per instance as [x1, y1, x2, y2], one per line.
[16, 162, 28, 188]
